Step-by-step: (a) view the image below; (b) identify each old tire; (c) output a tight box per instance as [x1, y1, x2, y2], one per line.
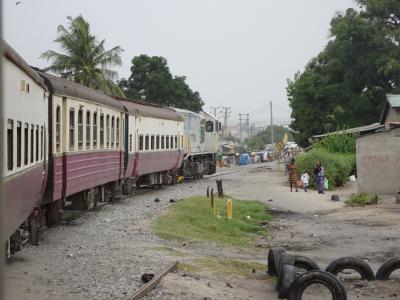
[293, 255, 321, 272]
[288, 270, 347, 300]
[268, 247, 286, 276]
[276, 253, 295, 288]
[376, 257, 400, 280]
[277, 264, 296, 299]
[325, 257, 375, 281]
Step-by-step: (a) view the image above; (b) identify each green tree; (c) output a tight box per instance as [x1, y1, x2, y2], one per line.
[119, 55, 204, 112]
[245, 125, 293, 151]
[288, 3, 400, 147]
[41, 15, 124, 97]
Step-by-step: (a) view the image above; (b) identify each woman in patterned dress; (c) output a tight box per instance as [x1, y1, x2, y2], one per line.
[288, 158, 298, 192]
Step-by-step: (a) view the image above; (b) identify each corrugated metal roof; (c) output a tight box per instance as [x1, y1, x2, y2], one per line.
[387, 94, 400, 108]
[38, 72, 124, 111]
[311, 123, 385, 139]
[2, 39, 47, 90]
[115, 97, 182, 121]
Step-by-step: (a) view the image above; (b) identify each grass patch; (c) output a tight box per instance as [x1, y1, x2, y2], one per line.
[346, 193, 380, 206]
[178, 257, 265, 278]
[296, 148, 356, 188]
[152, 196, 271, 247]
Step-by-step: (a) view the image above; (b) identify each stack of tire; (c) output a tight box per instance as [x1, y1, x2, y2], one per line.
[268, 247, 400, 300]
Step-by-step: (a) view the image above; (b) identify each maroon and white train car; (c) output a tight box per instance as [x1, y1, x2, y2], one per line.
[2, 41, 49, 254]
[118, 98, 184, 188]
[38, 72, 127, 217]
[2, 41, 186, 257]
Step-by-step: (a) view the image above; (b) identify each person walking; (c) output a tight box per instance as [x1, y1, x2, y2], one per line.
[216, 151, 224, 168]
[288, 158, 298, 192]
[284, 151, 292, 176]
[314, 161, 325, 194]
[301, 171, 310, 192]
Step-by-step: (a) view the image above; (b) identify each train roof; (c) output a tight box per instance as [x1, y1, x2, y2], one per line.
[174, 108, 202, 118]
[2, 39, 47, 90]
[115, 97, 182, 122]
[38, 71, 124, 111]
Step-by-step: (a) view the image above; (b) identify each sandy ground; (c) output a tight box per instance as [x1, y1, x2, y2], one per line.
[3, 162, 400, 299]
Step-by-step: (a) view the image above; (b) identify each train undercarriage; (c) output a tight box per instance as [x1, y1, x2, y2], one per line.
[180, 153, 216, 179]
[6, 154, 216, 258]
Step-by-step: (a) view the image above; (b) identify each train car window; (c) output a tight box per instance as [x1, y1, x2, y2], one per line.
[166, 135, 170, 149]
[36, 126, 39, 161]
[100, 114, 104, 149]
[86, 111, 91, 149]
[30, 124, 34, 163]
[129, 134, 133, 152]
[218, 122, 222, 132]
[69, 108, 75, 151]
[17, 121, 22, 167]
[111, 116, 115, 148]
[145, 135, 149, 150]
[205, 120, 214, 132]
[139, 135, 143, 151]
[106, 115, 110, 148]
[181, 136, 184, 149]
[40, 126, 44, 160]
[175, 136, 178, 149]
[161, 136, 165, 150]
[93, 112, 97, 149]
[56, 106, 61, 153]
[170, 136, 174, 149]
[24, 123, 28, 165]
[116, 118, 120, 148]
[156, 135, 160, 150]
[151, 135, 154, 150]
[121, 118, 124, 147]
[7, 120, 14, 171]
[78, 109, 83, 150]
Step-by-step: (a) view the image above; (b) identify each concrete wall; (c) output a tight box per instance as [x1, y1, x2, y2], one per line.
[357, 128, 400, 195]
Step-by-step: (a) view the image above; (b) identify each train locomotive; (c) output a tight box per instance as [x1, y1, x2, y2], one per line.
[2, 40, 221, 256]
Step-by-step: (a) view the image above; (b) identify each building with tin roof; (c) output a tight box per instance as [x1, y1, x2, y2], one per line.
[380, 94, 400, 128]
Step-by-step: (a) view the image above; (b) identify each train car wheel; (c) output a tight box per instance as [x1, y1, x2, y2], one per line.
[30, 218, 39, 246]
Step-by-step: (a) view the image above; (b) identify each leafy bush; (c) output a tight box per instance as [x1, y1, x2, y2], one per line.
[314, 132, 356, 154]
[345, 193, 380, 206]
[296, 149, 356, 188]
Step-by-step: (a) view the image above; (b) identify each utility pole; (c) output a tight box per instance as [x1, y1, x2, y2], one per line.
[239, 113, 250, 142]
[221, 106, 231, 137]
[239, 114, 243, 141]
[210, 106, 220, 118]
[270, 101, 274, 145]
[266, 102, 269, 146]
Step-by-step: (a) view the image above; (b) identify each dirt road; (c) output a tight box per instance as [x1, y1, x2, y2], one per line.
[4, 162, 400, 299]
[145, 163, 400, 299]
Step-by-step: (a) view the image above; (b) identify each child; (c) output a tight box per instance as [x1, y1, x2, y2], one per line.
[301, 171, 310, 192]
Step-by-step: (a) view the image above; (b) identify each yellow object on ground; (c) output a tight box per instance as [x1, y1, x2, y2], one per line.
[177, 176, 185, 183]
[227, 199, 233, 219]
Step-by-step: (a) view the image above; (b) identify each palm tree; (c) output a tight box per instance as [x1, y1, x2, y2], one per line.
[41, 15, 124, 97]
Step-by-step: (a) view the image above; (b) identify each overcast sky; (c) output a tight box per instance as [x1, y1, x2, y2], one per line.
[3, 0, 357, 125]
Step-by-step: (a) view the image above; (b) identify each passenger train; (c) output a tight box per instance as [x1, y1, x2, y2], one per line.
[2, 40, 221, 256]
